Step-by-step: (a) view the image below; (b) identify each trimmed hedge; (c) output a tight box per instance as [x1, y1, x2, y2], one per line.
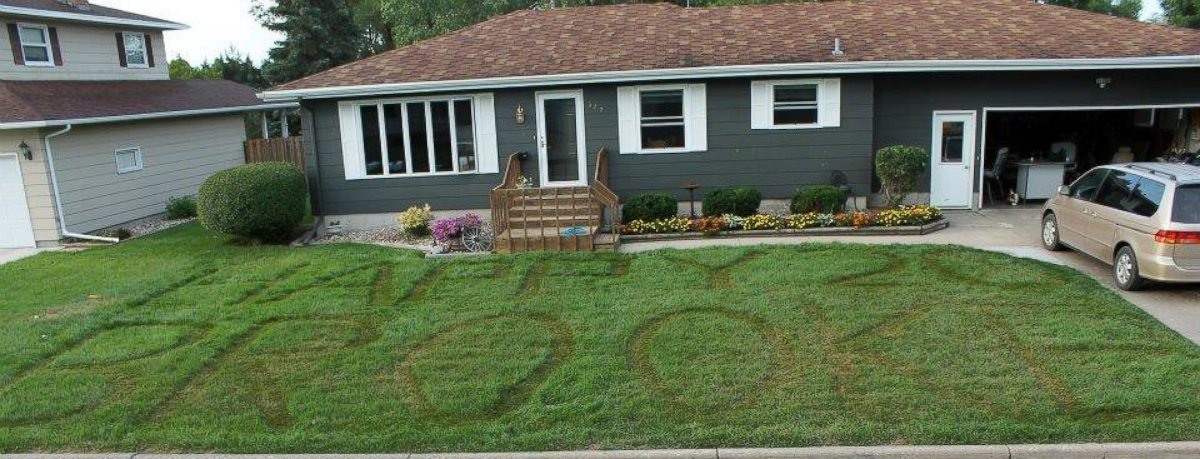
[702, 186, 761, 217]
[791, 186, 847, 214]
[623, 193, 678, 223]
[197, 162, 307, 243]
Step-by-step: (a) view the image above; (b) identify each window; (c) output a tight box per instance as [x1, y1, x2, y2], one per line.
[1069, 169, 1108, 201]
[122, 32, 148, 68]
[1173, 185, 1200, 224]
[617, 84, 707, 154]
[18, 24, 53, 66]
[338, 94, 497, 180]
[940, 121, 965, 163]
[1095, 170, 1166, 217]
[751, 79, 841, 129]
[114, 147, 143, 174]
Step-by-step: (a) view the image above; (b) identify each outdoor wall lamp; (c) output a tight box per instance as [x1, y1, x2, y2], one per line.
[19, 141, 31, 160]
[514, 104, 526, 125]
[1096, 77, 1113, 89]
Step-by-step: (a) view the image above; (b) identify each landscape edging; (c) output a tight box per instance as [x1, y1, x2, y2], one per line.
[620, 219, 950, 242]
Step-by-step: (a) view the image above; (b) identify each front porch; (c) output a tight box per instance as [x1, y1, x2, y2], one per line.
[490, 148, 621, 253]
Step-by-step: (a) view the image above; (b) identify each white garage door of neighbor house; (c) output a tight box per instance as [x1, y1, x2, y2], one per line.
[0, 154, 36, 249]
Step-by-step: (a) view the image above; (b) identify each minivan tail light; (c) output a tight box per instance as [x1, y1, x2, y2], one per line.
[1155, 230, 1200, 245]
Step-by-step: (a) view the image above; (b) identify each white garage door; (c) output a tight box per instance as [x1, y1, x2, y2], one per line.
[0, 154, 36, 248]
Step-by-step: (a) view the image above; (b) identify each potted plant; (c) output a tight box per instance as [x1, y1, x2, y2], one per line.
[516, 175, 536, 189]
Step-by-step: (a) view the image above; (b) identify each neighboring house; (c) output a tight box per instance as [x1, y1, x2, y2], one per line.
[261, 0, 1200, 251]
[0, 0, 292, 249]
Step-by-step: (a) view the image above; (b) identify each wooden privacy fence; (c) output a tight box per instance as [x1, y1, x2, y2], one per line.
[245, 137, 305, 168]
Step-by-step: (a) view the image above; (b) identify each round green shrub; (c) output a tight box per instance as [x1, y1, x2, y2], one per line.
[876, 145, 929, 208]
[791, 185, 847, 214]
[622, 192, 678, 223]
[197, 162, 307, 243]
[702, 186, 762, 217]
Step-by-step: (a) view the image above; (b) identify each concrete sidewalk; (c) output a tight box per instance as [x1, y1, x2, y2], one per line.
[7, 442, 1200, 458]
[0, 247, 51, 266]
[621, 208, 1200, 346]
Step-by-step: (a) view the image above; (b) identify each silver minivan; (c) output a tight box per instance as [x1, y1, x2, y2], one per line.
[1041, 163, 1200, 290]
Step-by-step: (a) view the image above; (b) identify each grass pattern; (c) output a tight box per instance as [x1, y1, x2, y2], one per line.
[0, 223, 1197, 453]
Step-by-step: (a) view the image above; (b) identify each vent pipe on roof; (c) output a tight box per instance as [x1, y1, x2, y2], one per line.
[833, 38, 845, 56]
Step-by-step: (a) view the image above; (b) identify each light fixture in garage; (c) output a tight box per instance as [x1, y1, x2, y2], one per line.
[18, 141, 31, 160]
[1096, 77, 1113, 89]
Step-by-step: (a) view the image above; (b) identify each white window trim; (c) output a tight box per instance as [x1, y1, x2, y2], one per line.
[617, 83, 707, 155]
[751, 78, 842, 130]
[337, 93, 498, 181]
[18, 23, 53, 67]
[122, 31, 149, 69]
[114, 146, 144, 174]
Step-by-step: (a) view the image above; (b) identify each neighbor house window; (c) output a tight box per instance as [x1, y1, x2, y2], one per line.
[751, 79, 841, 129]
[338, 94, 499, 180]
[18, 24, 53, 66]
[617, 84, 707, 154]
[114, 147, 143, 174]
[122, 32, 148, 68]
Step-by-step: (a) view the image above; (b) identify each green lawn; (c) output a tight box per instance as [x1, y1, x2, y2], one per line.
[1, 223, 1199, 453]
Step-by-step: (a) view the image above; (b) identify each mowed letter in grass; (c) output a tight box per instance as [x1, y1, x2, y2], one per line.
[1, 223, 1199, 453]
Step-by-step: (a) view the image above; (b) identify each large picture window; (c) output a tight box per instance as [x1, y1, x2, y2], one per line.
[751, 78, 841, 129]
[617, 84, 707, 154]
[339, 94, 497, 180]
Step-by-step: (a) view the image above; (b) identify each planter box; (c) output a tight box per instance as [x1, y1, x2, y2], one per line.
[621, 219, 949, 242]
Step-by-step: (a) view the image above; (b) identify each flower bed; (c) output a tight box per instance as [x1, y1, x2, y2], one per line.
[620, 205, 947, 240]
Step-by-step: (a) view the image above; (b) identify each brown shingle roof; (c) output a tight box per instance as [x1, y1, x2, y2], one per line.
[0, 0, 184, 28]
[0, 79, 279, 126]
[273, 0, 1200, 92]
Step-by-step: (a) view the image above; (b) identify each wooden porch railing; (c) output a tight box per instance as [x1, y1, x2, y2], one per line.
[490, 148, 621, 253]
[245, 137, 305, 168]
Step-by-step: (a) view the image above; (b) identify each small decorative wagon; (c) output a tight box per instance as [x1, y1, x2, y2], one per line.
[432, 214, 494, 253]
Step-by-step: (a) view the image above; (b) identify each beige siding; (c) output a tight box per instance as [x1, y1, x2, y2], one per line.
[0, 18, 168, 81]
[0, 129, 59, 244]
[50, 115, 246, 233]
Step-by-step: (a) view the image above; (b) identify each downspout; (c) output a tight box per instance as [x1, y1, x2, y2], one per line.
[44, 124, 119, 243]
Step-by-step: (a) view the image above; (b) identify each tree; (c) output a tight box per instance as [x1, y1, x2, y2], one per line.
[168, 49, 267, 89]
[1040, 0, 1142, 19]
[1163, 0, 1200, 28]
[254, 0, 363, 86]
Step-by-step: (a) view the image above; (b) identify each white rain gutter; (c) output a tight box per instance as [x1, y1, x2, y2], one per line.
[260, 55, 1200, 102]
[43, 125, 119, 243]
[0, 5, 188, 30]
[0, 102, 299, 130]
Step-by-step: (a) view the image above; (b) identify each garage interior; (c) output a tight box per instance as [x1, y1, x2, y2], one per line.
[982, 107, 1200, 207]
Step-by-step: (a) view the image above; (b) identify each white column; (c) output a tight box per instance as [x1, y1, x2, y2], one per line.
[281, 110, 290, 138]
[261, 112, 269, 139]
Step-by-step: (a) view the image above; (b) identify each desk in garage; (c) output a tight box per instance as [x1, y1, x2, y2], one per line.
[1016, 162, 1067, 201]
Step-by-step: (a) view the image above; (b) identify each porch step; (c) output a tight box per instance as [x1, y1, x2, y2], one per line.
[509, 203, 600, 218]
[495, 225, 598, 253]
[503, 214, 599, 229]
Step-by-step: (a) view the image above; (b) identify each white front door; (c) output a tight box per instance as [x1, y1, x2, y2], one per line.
[536, 90, 588, 187]
[930, 111, 977, 209]
[0, 154, 36, 249]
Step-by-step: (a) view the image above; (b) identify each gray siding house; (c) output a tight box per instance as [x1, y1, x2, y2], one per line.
[261, 0, 1200, 238]
[0, 0, 291, 249]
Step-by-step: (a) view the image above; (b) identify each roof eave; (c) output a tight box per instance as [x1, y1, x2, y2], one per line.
[0, 102, 299, 130]
[261, 55, 1200, 102]
[0, 4, 189, 30]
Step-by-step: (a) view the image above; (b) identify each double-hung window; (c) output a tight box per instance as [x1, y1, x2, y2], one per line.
[122, 32, 148, 68]
[18, 24, 53, 66]
[339, 94, 498, 180]
[617, 84, 707, 154]
[751, 79, 841, 129]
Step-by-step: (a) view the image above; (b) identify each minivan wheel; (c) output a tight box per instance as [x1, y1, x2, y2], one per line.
[1042, 213, 1064, 251]
[1114, 246, 1145, 291]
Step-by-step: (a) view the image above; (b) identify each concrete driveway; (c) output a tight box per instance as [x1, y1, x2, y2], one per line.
[0, 247, 47, 265]
[622, 208, 1200, 345]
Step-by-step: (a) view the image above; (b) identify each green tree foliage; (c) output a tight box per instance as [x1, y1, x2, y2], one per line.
[169, 50, 267, 89]
[1041, 0, 1142, 19]
[254, 0, 363, 86]
[1162, 0, 1200, 28]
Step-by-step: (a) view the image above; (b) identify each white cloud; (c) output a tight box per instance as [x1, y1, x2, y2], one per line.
[92, 0, 282, 65]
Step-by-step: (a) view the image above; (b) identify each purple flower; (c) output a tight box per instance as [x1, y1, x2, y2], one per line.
[431, 213, 483, 243]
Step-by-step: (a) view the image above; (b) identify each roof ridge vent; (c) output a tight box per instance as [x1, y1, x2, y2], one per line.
[55, 0, 92, 11]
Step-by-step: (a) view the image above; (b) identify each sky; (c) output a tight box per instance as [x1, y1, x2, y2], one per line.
[94, 0, 282, 65]
[94, 0, 1167, 66]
